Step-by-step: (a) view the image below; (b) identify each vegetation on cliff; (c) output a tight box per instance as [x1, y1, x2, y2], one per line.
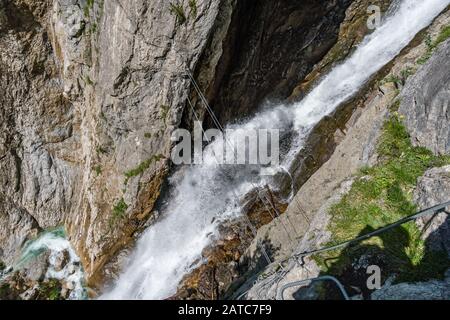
[316, 108, 450, 284]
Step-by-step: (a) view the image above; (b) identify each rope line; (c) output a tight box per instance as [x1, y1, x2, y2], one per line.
[186, 96, 273, 266]
[236, 200, 450, 300]
[278, 275, 350, 300]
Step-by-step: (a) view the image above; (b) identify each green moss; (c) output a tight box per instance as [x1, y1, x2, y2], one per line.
[417, 26, 450, 65]
[124, 154, 164, 184]
[315, 111, 450, 283]
[189, 0, 197, 18]
[84, 0, 95, 17]
[381, 74, 401, 86]
[96, 146, 107, 155]
[434, 25, 450, 47]
[169, 2, 187, 25]
[38, 279, 62, 300]
[144, 132, 152, 139]
[94, 165, 102, 176]
[112, 198, 128, 221]
[85, 75, 94, 86]
[161, 104, 170, 121]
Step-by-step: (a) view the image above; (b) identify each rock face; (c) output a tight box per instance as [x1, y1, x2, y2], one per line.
[414, 165, 450, 257]
[0, 0, 230, 285]
[0, 195, 40, 266]
[204, 0, 353, 125]
[18, 251, 50, 282]
[371, 270, 450, 300]
[399, 39, 450, 155]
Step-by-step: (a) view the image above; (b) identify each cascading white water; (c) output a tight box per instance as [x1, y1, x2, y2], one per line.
[15, 228, 87, 300]
[102, 0, 449, 300]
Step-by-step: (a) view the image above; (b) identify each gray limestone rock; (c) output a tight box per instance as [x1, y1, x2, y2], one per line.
[399, 39, 450, 155]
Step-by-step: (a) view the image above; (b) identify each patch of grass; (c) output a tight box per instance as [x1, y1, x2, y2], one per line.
[85, 75, 94, 86]
[90, 23, 98, 34]
[144, 132, 152, 139]
[389, 98, 401, 112]
[315, 111, 450, 284]
[84, 0, 95, 17]
[381, 74, 401, 86]
[94, 165, 102, 176]
[417, 52, 433, 65]
[417, 35, 434, 65]
[434, 25, 450, 47]
[112, 198, 128, 221]
[38, 279, 62, 300]
[96, 146, 107, 155]
[161, 104, 170, 121]
[417, 26, 450, 65]
[380, 67, 416, 88]
[124, 154, 164, 184]
[169, 2, 187, 25]
[189, 0, 198, 18]
[400, 67, 415, 84]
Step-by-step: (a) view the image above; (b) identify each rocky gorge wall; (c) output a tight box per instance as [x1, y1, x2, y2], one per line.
[1, 0, 449, 300]
[0, 0, 229, 287]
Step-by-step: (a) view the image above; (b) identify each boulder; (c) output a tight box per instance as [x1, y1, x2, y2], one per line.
[414, 165, 450, 256]
[18, 251, 50, 282]
[372, 269, 450, 300]
[399, 39, 450, 155]
[52, 250, 70, 272]
[19, 285, 40, 300]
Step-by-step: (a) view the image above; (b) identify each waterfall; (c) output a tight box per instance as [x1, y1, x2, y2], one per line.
[102, 0, 449, 300]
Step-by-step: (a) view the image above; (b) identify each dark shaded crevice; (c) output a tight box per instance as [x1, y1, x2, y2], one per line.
[195, 0, 353, 129]
[0, 0, 41, 33]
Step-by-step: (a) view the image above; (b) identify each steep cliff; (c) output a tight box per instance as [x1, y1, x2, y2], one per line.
[0, 0, 229, 286]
